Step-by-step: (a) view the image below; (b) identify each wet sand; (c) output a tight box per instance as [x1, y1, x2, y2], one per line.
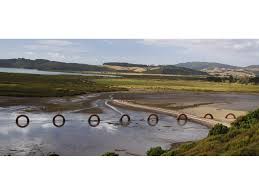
[111, 91, 259, 125]
[111, 100, 231, 128]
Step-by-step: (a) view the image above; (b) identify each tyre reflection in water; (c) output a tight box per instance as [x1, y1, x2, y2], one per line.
[0, 100, 209, 156]
[16, 115, 30, 128]
[52, 114, 65, 127]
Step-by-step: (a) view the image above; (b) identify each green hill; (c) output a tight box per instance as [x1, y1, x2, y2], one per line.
[0, 58, 110, 72]
[0, 59, 208, 75]
[147, 109, 259, 156]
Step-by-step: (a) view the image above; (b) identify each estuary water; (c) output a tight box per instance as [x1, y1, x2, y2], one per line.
[0, 67, 118, 77]
[0, 95, 209, 156]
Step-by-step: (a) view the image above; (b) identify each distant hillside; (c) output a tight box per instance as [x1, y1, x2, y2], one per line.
[147, 65, 208, 75]
[0, 58, 109, 72]
[174, 62, 236, 70]
[246, 65, 259, 68]
[173, 62, 258, 77]
[0, 59, 213, 76]
[103, 62, 148, 68]
[243, 65, 259, 77]
[103, 62, 208, 75]
[103, 62, 149, 73]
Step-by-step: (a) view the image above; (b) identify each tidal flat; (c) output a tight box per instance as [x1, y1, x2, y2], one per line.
[1, 91, 259, 155]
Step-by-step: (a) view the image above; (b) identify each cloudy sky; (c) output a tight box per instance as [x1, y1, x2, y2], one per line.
[0, 39, 259, 66]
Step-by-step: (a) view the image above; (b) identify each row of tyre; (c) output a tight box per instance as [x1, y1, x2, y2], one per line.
[14, 112, 236, 128]
[15, 114, 160, 128]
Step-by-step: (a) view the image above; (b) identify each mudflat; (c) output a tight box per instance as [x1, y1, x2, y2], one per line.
[110, 91, 259, 124]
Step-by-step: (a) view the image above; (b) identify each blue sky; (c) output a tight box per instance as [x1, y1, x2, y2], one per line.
[0, 39, 258, 66]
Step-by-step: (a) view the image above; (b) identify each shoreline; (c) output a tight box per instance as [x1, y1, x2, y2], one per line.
[111, 99, 231, 128]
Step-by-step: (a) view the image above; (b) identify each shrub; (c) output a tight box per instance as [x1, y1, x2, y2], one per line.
[209, 124, 229, 136]
[47, 152, 59, 156]
[146, 146, 166, 156]
[102, 152, 119, 156]
[232, 109, 259, 129]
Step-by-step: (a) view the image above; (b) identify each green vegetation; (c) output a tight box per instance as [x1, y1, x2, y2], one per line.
[0, 73, 125, 97]
[208, 124, 229, 136]
[102, 152, 119, 156]
[96, 78, 259, 93]
[1, 72, 259, 97]
[146, 147, 166, 156]
[146, 109, 259, 156]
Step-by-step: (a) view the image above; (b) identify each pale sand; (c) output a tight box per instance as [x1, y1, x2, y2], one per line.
[112, 100, 232, 128]
[180, 104, 247, 124]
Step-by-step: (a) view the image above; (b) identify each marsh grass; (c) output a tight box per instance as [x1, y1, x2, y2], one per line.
[96, 78, 259, 93]
[0, 73, 125, 97]
[1, 73, 259, 97]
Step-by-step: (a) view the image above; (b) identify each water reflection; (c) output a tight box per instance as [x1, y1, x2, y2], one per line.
[0, 101, 209, 156]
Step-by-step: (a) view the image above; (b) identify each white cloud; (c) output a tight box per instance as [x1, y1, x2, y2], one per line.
[24, 40, 74, 51]
[36, 40, 73, 46]
[141, 39, 259, 52]
[24, 51, 35, 55]
[2, 39, 259, 66]
[139, 39, 259, 66]
[47, 52, 66, 60]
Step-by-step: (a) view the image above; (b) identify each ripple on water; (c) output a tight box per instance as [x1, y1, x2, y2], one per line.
[0, 101, 209, 156]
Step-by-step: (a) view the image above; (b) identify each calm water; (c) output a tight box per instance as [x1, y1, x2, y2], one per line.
[0, 67, 118, 77]
[0, 99, 209, 156]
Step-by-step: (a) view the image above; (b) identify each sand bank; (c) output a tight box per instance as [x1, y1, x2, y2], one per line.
[112, 100, 233, 128]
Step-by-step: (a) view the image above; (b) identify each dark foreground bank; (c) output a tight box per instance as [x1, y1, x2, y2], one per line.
[146, 108, 259, 156]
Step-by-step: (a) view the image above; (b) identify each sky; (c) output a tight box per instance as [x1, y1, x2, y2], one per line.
[0, 39, 259, 67]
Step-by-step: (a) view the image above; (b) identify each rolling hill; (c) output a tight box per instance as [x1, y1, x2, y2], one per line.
[0, 58, 110, 72]
[2, 58, 257, 77]
[0, 59, 208, 76]
[245, 65, 259, 76]
[146, 65, 208, 75]
[174, 62, 236, 70]
[103, 62, 208, 75]
[246, 65, 259, 68]
[174, 62, 259, 77]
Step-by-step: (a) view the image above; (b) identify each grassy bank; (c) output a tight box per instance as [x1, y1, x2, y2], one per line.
[0, 73, 125, 97]
[147, 109, 259, 156]
[1, 72, 259, 97]
[95, 78, 259, 93]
